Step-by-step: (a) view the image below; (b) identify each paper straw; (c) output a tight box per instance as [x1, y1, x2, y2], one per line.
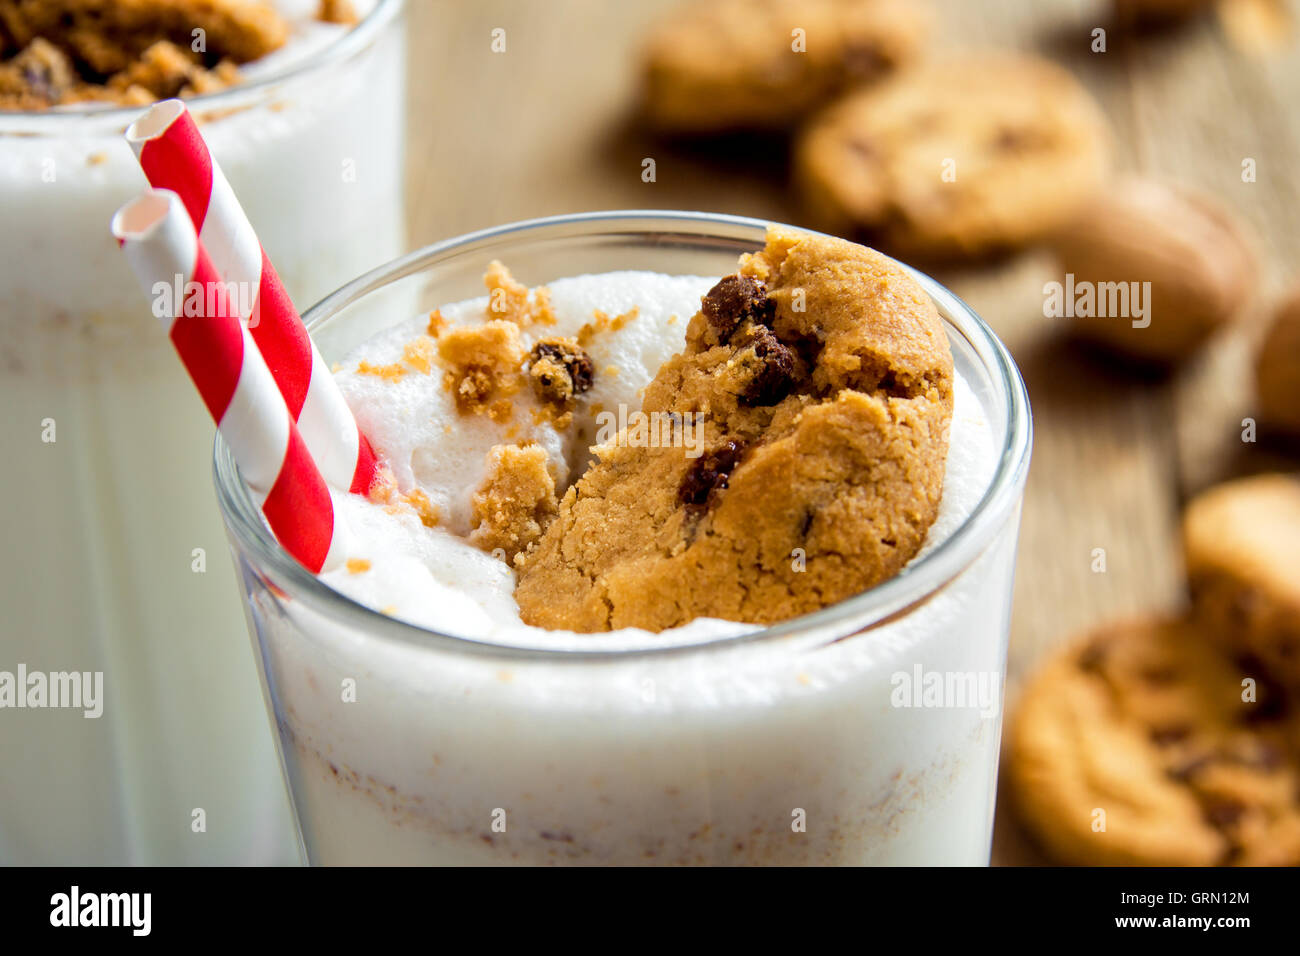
[112, 189, 346, 574]
[125, 99, 380, 496]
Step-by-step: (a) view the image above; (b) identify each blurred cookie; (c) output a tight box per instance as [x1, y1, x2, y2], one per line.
[794, 53, 1110, 257]
[1184, 474, 1300, 691]
[1050, 178, 1257, 364]
[641, 0, 929, 133]
[1008, 616, 1300, 867]
[1256, 291, 1300, 435]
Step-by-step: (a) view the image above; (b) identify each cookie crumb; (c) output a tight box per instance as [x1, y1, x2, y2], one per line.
[426, 309, 448, 337]
[468, 444, 559, 561]
[437, 321, 524, 414]
[402, 336, 436, 374]
[482, 261, 555, 326]
[345, 557, 371, 574]
[356, 359, 407, 382]
[527, 338, 594, 407]
[402, 488, 440, 528]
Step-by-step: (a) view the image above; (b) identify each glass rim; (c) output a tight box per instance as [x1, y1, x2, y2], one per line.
[0, 0, 403, 126]
[213, 210, 1033, 662]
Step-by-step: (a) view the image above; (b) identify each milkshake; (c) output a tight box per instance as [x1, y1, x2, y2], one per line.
[217, 213, 1031, 865]
[0, 0, 406, 864]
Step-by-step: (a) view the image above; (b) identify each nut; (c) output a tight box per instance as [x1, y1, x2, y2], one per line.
[1049, 177, 1257, 363]
[1256, 290, 1300, 435]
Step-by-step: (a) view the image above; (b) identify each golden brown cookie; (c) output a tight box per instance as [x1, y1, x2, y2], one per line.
[1008, 616, 1300, 867]
[794, 53, 1110, 258]
[640, 0, 929, 133]
[1184, 474, 1300, 692]
[514, 226, 953, 632]
[1256, 291, 1300, 435]
[1050, 178, 1257, 364]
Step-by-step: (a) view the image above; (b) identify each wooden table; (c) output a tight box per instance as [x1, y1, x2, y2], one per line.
[403, 0, 1300, 864]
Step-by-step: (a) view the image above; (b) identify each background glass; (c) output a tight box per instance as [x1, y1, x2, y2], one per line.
[0, 0, 406, 865]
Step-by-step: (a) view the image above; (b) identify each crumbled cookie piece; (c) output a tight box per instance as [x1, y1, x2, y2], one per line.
[527, 337, 594, 407]
[1008, 615, 1300, 866]
[437, 320, 525, 414]
[0, 0, 288, 108]
[0, 36, 75, 106]
[577, 308, 637, 347]
[515, 226, 953, 632]
[483, 261, 556, 326]
[469, 444, 559, 562]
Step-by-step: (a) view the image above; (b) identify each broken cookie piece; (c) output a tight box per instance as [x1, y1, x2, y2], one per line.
[527, 337, 594, 407]
[514, 226, 954, 633]
[437, 321, 524, 414]
[468, 443, 559, 562]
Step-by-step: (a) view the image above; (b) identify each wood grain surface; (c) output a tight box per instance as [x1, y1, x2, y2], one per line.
[402, 0, 1300, 865]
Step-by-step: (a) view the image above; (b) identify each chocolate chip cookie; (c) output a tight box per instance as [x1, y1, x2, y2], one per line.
[1008, 616, 1300, 867]
[640, 0, 930, 133]
[514, 226, 953, 632]
[794, 53, 1111, 257]
[1184, 474, 1300, 692]
[1256, 290, 1300, 435]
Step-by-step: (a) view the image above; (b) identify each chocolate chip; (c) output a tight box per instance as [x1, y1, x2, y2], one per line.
[701, 275, 774, 340]
[1149, 724, 1192, 747]
[1202, 798, 1245, 830]
[679, 440, 746, 508]
[736, 325, 796, 406]
[528, 338, 594, 405]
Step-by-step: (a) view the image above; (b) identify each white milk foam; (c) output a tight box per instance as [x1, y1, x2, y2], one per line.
[323, 270, 998, 651]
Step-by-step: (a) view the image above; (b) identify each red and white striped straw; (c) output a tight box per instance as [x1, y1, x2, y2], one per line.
[112, 189, 347, 574]
[125, 99, 380, 496]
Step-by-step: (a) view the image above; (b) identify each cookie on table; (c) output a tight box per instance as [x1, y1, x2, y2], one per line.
[1008, 616, 1300, 867]
[1256, 291, 1300, 435]
[794, 53, 1110, 258]
[640, 0, 930, 134]
[515, 226, 953, 632]
[1184, 474, 1300, 691]
[1049, 178, 1257, 364]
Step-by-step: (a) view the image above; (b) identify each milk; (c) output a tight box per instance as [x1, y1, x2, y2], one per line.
[0, 0, 405, 865]
[242, 269, 1017, 864]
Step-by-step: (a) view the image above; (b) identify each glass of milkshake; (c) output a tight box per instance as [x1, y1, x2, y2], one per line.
[0, 0, 406, 864]
[216, 211, 1032, 865]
